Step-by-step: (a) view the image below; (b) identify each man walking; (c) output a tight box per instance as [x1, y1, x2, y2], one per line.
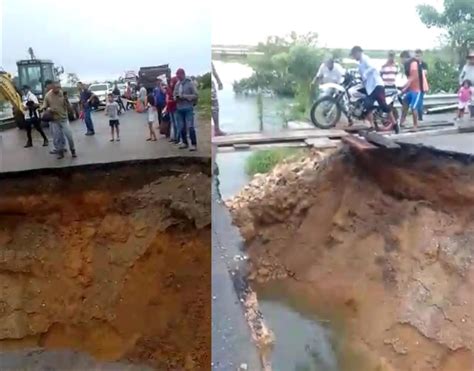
[77, 82, 95, 135]
[42, 81, 77, 159]
[174, 68, 198, 151]
[211, 62, 225, 136]
[350, 46, 397, 131]
[399, 50, 430, 130]
[21, 85, 49, 148]
[380, 51, 398, 89]
[460, 50, 474, 119]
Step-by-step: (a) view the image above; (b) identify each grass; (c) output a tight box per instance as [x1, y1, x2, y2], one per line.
[197, 88, 211, 119]
[245, 148, 305, 176]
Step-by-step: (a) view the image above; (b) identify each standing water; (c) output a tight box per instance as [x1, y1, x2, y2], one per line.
[213, 60, 291, 134]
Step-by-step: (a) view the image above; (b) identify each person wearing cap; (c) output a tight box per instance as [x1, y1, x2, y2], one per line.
[42, 81, 77, 159]
[311, 57, 345, 87]
[21, 85, 49, 148]
[398, 50, 429, 130]
[380, 51, 399, 89]
[460, 51, 474, 118]
[173, 68, 198, 151]
[350, 46, 397, 131]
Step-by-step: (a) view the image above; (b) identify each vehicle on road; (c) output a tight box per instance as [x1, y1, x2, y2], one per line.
[89, 83, 112, 104]
[138, 64, 171, 92]
[310, 71, 402, 132]
[1, 49, 80, 128]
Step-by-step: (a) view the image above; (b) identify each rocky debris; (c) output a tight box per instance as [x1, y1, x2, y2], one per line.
[226, 149, 335, 242]
[229, 268, 274, 370]
[227, 148, 474, 370]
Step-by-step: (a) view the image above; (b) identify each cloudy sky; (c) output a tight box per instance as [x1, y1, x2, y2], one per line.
[212, 0, 444, 50]
[1, 0, 211, 82]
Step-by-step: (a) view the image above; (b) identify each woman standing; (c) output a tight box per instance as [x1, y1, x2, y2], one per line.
[166, 77, 179, 143]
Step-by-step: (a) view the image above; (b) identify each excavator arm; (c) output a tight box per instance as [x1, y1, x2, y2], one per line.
[0, 71, 24, 114]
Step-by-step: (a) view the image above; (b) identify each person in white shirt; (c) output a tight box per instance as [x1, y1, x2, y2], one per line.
[21, 85, 49, 148]
[350, 46, 397, 131]
[311, 58, 345, 86]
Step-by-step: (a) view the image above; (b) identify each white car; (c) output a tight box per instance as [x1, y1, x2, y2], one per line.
[89, 83, 112, 103]
[116, 83, 127, 96]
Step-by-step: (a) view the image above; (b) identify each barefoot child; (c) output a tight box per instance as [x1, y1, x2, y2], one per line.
[457, 80, 472, 120]
[146, 93, 158, 141]
[105, 93, 120, 141]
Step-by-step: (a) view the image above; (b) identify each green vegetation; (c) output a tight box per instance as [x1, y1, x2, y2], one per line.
[417, 0, 474, 68]
[245, 148, 304, 176]
[232, 32, 324, 121]
[197, 87, 211, 117]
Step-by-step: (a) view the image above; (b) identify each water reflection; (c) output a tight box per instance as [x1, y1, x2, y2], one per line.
[213, 60, 291, 134]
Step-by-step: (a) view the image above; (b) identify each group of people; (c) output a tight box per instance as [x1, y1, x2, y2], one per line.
[312, 46, 474, 131]
[20, 67, 200, 158]
[119, 68, 199, 150]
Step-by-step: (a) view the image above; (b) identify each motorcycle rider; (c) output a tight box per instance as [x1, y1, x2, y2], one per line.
[350, 46, 398, 132]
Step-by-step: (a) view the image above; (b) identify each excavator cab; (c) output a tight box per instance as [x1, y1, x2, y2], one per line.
[16, 59, 55, 99]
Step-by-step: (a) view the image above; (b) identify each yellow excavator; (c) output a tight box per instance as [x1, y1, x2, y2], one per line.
[0, 48, 79, 128]
[0, 70, 25, 126]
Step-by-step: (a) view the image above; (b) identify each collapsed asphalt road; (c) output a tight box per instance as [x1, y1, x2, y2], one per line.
[226, 146, 474, 371]
[0, 158, 211, 370]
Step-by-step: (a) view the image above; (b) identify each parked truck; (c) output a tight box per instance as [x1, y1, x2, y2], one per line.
[137, 64, 171, 92]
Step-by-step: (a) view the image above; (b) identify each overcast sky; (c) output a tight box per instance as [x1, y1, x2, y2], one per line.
[212, 0, 444, 50]
[1, 0, 211, 82]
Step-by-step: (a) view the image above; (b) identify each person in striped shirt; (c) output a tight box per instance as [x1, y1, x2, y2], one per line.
[380, 51, 398, 89]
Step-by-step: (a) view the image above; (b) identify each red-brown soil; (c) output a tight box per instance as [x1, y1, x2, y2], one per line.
[0, 162, 211, 370]
[227, 148, 474, 371]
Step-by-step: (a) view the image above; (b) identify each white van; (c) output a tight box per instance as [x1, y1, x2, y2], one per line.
[89, 83, 113, 103]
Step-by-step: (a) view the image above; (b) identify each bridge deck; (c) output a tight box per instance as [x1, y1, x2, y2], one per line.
[212, 128, 347, 147]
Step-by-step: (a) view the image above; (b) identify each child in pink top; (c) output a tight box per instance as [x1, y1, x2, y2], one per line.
[457, 80, 472, 120]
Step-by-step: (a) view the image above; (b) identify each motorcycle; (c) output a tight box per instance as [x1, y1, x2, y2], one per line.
[310, 71, 402, 132]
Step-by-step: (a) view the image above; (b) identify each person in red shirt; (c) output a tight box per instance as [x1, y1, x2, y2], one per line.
[399, 50, 429, 130]
[166, 76, 179, 143]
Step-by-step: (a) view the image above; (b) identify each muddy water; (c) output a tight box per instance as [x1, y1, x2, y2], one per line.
[216, 152, 348, 370]
[256, 284, 340, 371]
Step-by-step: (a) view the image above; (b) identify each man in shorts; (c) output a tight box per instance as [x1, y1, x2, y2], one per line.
[105, 93, 120, 141]
[399, 50, 429, 130]
[350, 46, 398, 132]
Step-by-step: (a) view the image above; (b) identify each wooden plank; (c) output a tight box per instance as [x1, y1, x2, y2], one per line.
[212, 129, 348, 146]
[342, 135, 377, 151]
[362, 132, 400, 149]
[304, 137, 340, 149]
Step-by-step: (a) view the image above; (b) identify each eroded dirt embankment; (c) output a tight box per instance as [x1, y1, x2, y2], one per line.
[0, 161, 211, 370]
[227, 148, 474, 371]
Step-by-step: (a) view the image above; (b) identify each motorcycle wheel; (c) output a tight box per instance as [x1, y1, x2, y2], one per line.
[310, 96, 341, 129]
